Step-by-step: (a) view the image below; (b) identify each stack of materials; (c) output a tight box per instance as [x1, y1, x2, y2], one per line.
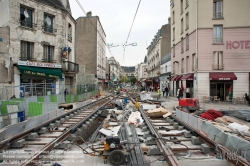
[219, 109, 250, 121]
[200, 109, 224, 121]
[146, 107, 170, 118]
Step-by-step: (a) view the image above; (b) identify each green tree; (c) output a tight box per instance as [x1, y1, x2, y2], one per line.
[130, 77, 137, 85]
[120, 75, 128, 83]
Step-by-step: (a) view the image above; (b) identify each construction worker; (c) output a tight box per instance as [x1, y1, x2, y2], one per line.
[157, 87, 161, 100]
[135, 98, 139, 110]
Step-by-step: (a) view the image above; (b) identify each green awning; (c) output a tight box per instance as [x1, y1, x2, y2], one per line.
[18, 65, 62, 79]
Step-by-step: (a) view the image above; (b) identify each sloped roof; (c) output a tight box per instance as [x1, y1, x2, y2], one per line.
[36, 0, 65, 10]
[121, 66, 135, 73]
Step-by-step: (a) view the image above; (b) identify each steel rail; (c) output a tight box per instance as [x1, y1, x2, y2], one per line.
[128, 94, 180, 166]
[21, 97, 111, 166]
[171, 114, 250, 166]
[0, 96, 110, 149]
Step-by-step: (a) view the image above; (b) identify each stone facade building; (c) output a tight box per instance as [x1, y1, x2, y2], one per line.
[75, 12, 106, 86]
[0, 0, 78, 99]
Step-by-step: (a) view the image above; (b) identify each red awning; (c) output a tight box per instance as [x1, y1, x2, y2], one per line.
[175, 75, 183, 81]
[181, 73, 194, 81]
[170, 75, 178, 81]
[209, 72, 237, 81]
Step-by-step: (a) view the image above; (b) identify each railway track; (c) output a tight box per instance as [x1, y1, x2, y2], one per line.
[128, 92, 250, 166]
[0, 96, 112, 166]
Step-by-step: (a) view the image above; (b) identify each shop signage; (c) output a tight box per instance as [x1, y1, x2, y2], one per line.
[18, 60, 62, 68]
[226, 41, 250, 49]
[21, 70, 59, 79]
[219, 78, 231, 80]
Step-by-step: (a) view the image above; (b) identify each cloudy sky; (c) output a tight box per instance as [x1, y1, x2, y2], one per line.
[69, 0, 170, 66]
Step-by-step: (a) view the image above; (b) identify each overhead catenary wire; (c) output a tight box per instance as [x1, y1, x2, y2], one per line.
[122, 0, 142, 65]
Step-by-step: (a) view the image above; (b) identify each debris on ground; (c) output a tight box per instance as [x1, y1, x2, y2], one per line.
[128, 111, 143, 127]
[147, 107, 168, 118]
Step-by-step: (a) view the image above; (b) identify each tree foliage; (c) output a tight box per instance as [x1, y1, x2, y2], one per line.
[120, 75, 128, 83]
[129, 77, 137, 84]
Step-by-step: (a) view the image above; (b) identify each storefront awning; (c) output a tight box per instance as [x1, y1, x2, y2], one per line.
[209, 72, 237, 81]
[181, 73, 194, 81]
[170, 75, 179, 81]
[175, 75, 183, 81]
[18, 65, 62, 79]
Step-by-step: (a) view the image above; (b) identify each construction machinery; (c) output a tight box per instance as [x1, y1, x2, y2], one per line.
[178, 98, 200, 113]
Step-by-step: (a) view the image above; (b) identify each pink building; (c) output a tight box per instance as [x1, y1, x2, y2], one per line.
[170, 0, 250, 102]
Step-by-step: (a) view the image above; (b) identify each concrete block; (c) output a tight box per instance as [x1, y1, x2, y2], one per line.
[55, 121, 61, 127]
[143, 131, 151, 139]
[145, 137, 156, 145]
[73, 112, 77, 116]
[76, 128, 82, 135]
[56, 141, 72, 149]
[65, 116, 69, 121]
[166, 117, 171, 122]
[48, 123, 55, 129]
[38, 127, 47, 134]
[178, 126, 184, 131]
[170, 119, 175, 125]
[60, 118, 65, 123]
[201, 144, 213, 154]
[69, 114, 73, 118]
[67, 134, 77, 141]
[142, 126, 148, 132]
[147, 145, 162, 155]
[25, 133, 38, 141]
[191, 136, 203, 145]
[173, 123, 179, 129]
[11, 139, 25, 148]
[141, 104, 157, 110]
[77, 110, 81, 114]
[183, 130, 192, 138]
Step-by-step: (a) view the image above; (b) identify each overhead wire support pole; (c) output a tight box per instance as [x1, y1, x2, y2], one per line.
[122, 0, 142, 64]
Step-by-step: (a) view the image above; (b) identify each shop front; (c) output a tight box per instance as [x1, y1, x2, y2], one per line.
[181, 73, 194, 98]
[18, 61, 62, 97]
[209, 72, 237, 101]
[153, 77, 160, 91]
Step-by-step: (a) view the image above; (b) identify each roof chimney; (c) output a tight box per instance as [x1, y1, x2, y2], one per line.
[87, 11, 92, 17]
[168, 17, 171, 24]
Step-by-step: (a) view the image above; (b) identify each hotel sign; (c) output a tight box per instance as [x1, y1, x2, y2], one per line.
[226, 41, 250, 49]
[18, 60, 62, 68]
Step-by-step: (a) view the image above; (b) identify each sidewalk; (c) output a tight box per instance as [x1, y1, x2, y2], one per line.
[147, 91, 250, 111]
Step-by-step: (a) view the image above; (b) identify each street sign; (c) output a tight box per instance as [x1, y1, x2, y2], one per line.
[0, 38, 3, 42]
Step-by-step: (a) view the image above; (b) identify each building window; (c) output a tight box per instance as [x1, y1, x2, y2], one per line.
[173, 28, 175, 40]
[192, 53, 196, 71]
[213, 0, 223, 18]
[173, 44, 175, 57]
[181, 38, 184, 53]
[186, 34, 189, 50]
[186, 56, 189, 72]
[20, 41, 34, 60]
[181, 18, 183, 33]
[180, 0, 183, 14]
[181, 58, 184, 73]
[213, 51, 224, 70]
[171, 0, 175, 8]
[20, 6, 33, 28]
[186, 12, 189, 29]
[186, 0, 189, 7]
[68, 23, 72, 42]
[43, 45, 55, 63]
[213, 25, 223, 43]
[173, 11, 175, 24]
[43, 14, 55, 33]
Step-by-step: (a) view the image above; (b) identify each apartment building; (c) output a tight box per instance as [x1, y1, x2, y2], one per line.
[147, 23, 171, 91]
[121, 66, 135, 80]
[76, 12, 106, 86]
[0, 0, 78, 98]
[108, 56, 121, 84]
[160, 52, 171, 94]
[170, 0, 250, 100]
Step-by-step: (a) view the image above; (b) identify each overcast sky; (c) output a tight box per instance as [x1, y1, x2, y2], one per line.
[69, 0, 170, 66]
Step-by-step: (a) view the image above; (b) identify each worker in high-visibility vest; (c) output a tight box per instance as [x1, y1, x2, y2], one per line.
[135, 98, 139, 110]
[157, 87, 161, 100]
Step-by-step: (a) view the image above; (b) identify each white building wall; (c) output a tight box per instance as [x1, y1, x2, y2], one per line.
[196, 73, 210, 101]
[233, 73, 249, 98]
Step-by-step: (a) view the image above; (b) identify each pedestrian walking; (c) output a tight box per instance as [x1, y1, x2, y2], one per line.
[186, 86, 190, 98]
[244, 93, 250, 106]
[157, 87, 161, 100]
[165, 86, 169, 98]
[162, 87, 165, 97]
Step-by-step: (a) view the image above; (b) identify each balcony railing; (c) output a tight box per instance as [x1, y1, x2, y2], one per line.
[62, 61, 79, 73]
[68, 34, 72, 42]
[212, 64, 224, 70]
[19, 20, 37, 28]
[213, 12, 223, 19]
[213, 37, 223, 43]
[20, 52, 36, 61]
[42, 26, 57, 33]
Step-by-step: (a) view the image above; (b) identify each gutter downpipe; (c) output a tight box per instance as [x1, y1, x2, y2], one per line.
[195, 0, 198, 99]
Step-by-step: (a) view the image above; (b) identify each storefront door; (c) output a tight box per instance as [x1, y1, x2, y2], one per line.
[210, 81, 233, 101]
